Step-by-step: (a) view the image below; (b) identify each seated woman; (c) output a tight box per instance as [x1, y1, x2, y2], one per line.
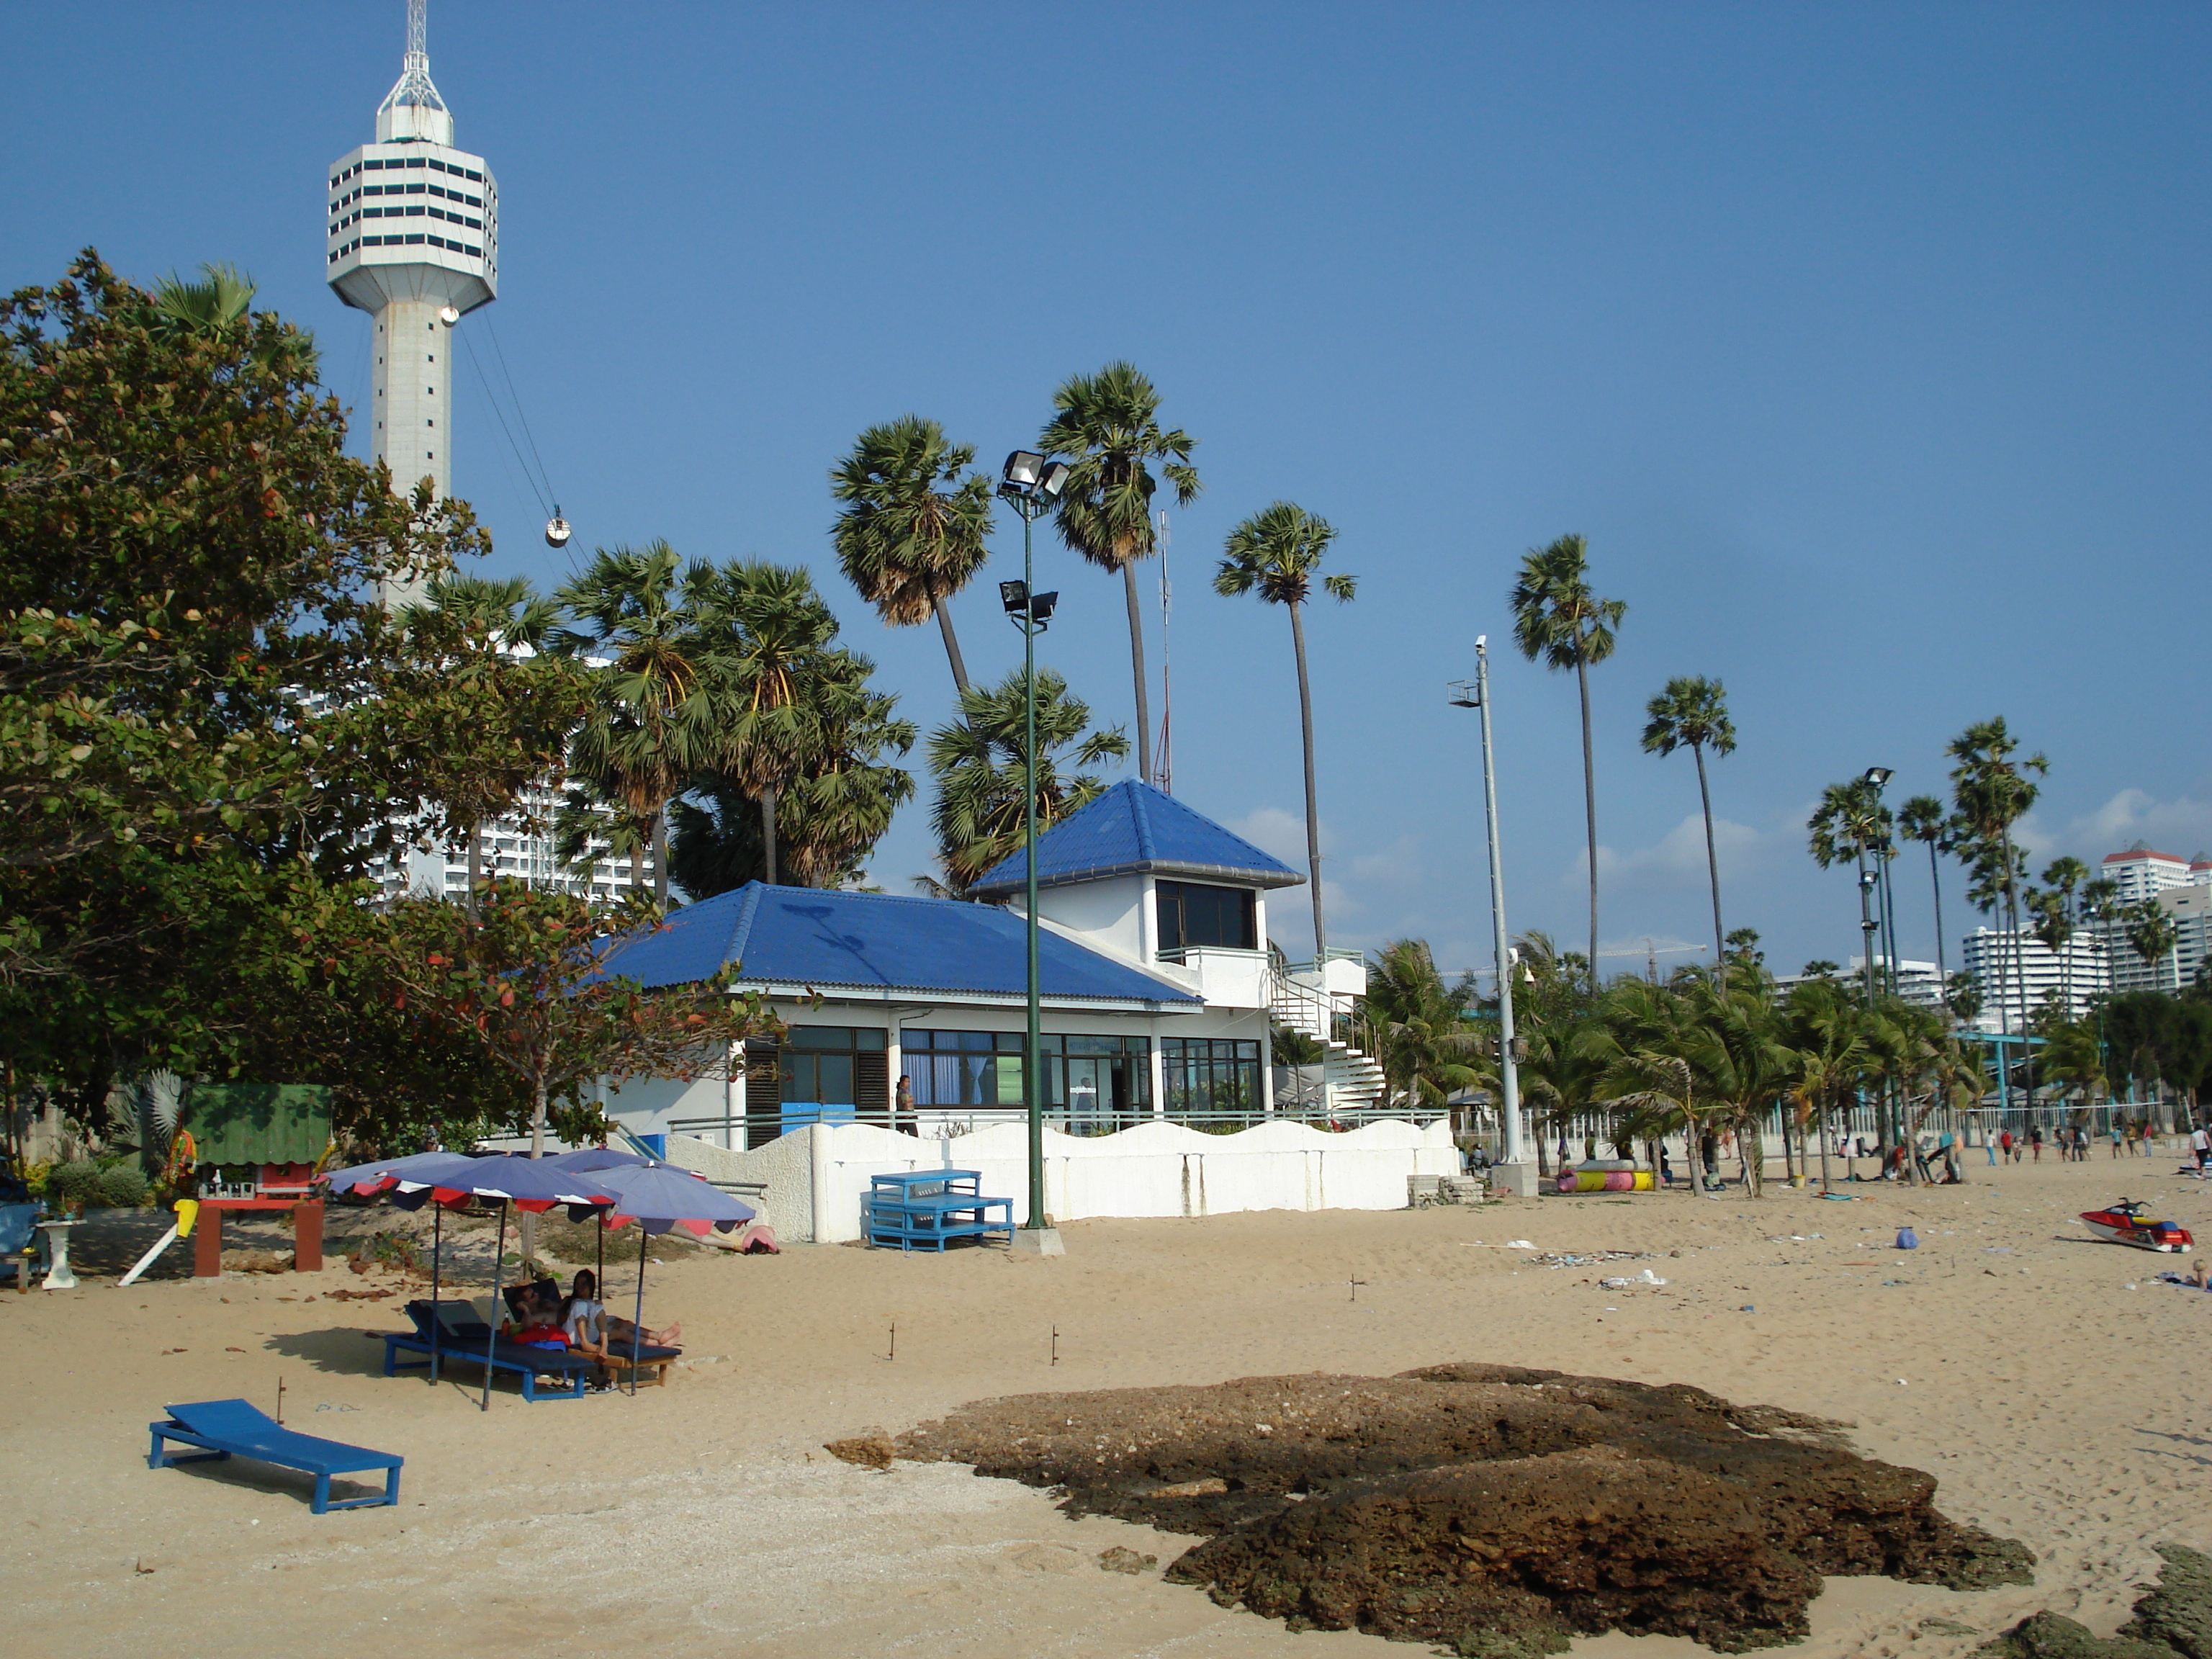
[561, 1269, 681, 1357]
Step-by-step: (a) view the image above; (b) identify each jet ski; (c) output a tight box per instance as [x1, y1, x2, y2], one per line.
[2080, 1199, 2194, 1253]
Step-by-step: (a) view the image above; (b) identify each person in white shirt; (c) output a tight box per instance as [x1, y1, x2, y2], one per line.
[562, 1269, 681, 1354]
[2190, 1125, 2208, 1174]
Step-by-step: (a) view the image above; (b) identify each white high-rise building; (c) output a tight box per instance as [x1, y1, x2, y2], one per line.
[328, 0, 498, 609]
[1961, 927, 2110, 1030]
[2099, 845, 2210, 905]
[2100, 882, 2212, 995]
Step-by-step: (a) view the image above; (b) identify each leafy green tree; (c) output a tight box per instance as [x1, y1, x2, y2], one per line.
[1640, 675, 1735, 966]
[927, 668, 1128, 893]
[2126, 900, 2181, 995]
[148, 261, 318, 381]
[1215, 502, 1356, 959]
[1511, 534, 1625, 979]
[1510, 930, 1600, 1179]
[369, 878, 778, 1255]
[1039, 363, 1200, 786]
[1807, 778, 1892, 992]
[1781, 976, 1872, 1191]
[830, 415, 995, 696]
[552, 541, 718, 902]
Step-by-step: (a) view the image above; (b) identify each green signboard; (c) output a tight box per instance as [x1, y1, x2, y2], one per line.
[181, 1083, 333, 1165]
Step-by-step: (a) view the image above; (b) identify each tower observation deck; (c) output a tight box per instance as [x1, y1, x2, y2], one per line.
[328, 0, 498, 606]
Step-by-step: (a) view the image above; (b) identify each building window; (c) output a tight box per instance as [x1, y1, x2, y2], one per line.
[1156, 880, 1257, 953]
[1161, 1037, 1262, 1120]
[900, 1030, 1150, 1133]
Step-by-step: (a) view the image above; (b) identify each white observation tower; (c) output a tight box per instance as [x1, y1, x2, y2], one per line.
[327, 0, 498, 606]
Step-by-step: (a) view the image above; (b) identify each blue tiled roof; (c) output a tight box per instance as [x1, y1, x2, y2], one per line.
[971, 779, 1303, 897]
[596, 882, 1200, 1005]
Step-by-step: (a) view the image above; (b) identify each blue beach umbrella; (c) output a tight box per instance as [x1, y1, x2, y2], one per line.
[583, 1163, 755, 1394]
[317, 1151, 482, 1382]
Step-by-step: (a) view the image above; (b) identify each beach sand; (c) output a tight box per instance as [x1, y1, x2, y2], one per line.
[5, 1152, 2206, 1658]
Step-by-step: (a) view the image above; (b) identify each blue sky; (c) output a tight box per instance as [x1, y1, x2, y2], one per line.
[9, 2, 2209, 981]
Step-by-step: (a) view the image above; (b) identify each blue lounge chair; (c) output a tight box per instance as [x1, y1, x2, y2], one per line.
[382, 1299, 593, 1401]
[0, 1202, 38, 1291]
[148, 1398, 401, 1514]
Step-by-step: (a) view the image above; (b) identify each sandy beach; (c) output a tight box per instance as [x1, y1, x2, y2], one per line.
[6, 1153, 2208, 1658]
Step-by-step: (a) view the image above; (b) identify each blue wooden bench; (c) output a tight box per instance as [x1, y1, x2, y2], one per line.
[863, 1169, 1015, 1252]
[148, 1398, 401, 1514]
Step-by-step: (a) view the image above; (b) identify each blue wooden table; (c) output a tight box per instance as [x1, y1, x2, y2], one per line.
[862, 1169, 1015, 1252]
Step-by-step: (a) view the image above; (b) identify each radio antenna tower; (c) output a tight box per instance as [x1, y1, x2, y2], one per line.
[1154, 508, 1173, 795]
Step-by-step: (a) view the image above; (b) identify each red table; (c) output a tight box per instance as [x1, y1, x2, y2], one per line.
[192, 1197, 324, 1277]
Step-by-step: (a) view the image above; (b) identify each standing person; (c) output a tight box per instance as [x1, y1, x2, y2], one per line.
[893, 1073, 916, 1134]
[2030, 1125, 2044, 1162]
[2191, 1122, 2209, 1175]
[2111, 1123, 2124, 1159]
[2000, 1129, 2014, 1164]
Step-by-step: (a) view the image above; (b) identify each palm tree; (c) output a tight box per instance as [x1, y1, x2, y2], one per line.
[927, 668, 1129, 893]
[148, 262, 320, 381]
[1895, 796, 1956, 1007]
[829, 415, 995, 696]
[1640, 676, 1736, 967]
[1807, 778, 1892, 989]
[1510, 535, 1626, 979]
[2126, 901, 2181, 994]
[1365, 940, 1492, 1116]
[1581, 978, 1719, 1197]
[1215, 502, 1355, 959]
[1039, 363, 1200, 786]
[395, 574, 563, 909]
[550, 541, 716, 904]
[688, 561, 846, 886]
[1782, 977, 1872, 1192]
[1948, 716, 2048, 1037]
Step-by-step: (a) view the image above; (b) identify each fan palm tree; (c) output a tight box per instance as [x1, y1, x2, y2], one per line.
[1895, 796, 1956, 1006]
[1580, 978, 1718, 1196]
[687, 561, 850, 887]
[927, 668, 1128, 893]
[1640, 675, 1736, 967]
[1948, 716, 2047, 1034]
[395, 574, 564, 910]
[550, 541, 717, 904]
[829, 415, 995, 696]
[2126, 901, 2181, 994]
[149, 262, 321, 381]
[1510, 534, 1626, 979]
[1215, 502, 1356, 959]
[1782, 976, 1873, 1192]
[1038, 363, 1200, 786]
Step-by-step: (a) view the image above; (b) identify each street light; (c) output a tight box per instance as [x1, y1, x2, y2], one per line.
[1447, 636, 1532, 1193]
[999, 449, 1069, 1254]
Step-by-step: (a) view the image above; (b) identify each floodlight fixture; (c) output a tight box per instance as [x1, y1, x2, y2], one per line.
[1863, 766, 1894, 788]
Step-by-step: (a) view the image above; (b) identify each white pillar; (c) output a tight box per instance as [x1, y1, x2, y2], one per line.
[369, 297, 449, 609]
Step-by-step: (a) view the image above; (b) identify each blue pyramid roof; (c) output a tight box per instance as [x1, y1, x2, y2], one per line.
[595, 882, 1199, 1006]
[971, 779, 1303, 898]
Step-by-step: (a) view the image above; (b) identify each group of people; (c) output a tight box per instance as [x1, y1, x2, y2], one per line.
[507, 1269, 682, 1379]
[1996, 1122, 2163, 1163]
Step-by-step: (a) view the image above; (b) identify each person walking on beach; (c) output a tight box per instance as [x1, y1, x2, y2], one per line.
[2191, 1123, 2208, 1174]
[2000, 1129, 2014, 1164]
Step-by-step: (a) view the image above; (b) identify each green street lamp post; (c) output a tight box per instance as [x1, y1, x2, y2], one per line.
[998, 449, 1068, 1252]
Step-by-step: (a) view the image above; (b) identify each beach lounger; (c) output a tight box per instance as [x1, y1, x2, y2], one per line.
[147, 1398, 401, 1514]
[0, 1202, 37, 1291]
[382, 1300, 593, 1401]
[590, 1340, 683, 1389]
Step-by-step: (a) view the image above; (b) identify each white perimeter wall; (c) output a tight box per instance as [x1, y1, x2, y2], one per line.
[660, 1116, 1459, 1244]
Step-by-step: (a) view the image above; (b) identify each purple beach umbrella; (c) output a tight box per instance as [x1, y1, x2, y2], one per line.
[584, 1163, 755, 1393]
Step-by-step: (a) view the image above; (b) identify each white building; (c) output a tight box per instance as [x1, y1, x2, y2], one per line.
[364, 777, 656, 904]
[1961, 927, 2110, 1030]
[328, 0, 497, 610]
[1771, 957, 1949, 1011]
[2100, 881, 2212, 995]
[2098, 845, 2211, 906]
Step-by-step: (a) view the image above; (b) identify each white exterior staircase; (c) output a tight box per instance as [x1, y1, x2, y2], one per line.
[1270, 960, 1387, 1114]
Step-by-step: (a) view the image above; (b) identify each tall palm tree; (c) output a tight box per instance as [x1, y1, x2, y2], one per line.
[1782, 977, 1872, 1192]
[687, 561, 848, 887]
[2126, 901, 2181, 994]
[1039, 362, 1200, 786]
[2031, 855, 2090, 1017]
[1948, 717, 2046, 1014]
[550, 541, 716, 904]
[927, 669, 1129, 893]
[1215, 502, 1356, 959]
[1640, 675, 1736, 968]
[1807, 777, 1892, 987]
[1510, 534, 1626, 979]
[829, 415, 995, 696]
[1896, 796, 1955, 1007]
[396, 573, 563, 909]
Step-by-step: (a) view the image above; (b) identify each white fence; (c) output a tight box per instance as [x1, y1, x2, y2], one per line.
[660, 1116, 1461, 1245]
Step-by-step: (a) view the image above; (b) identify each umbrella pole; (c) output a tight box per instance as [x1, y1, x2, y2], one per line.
[429, 1202, 444, 1385]
[482, 1202, 506, 1413]
[631, 1226, 647, 1398]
